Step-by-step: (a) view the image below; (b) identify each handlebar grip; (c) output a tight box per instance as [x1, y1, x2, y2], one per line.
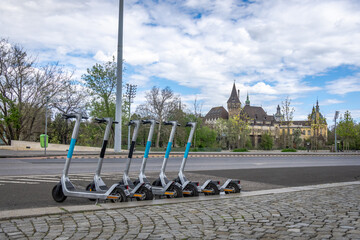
[113, 121, 119, 124]
[128, 120, 135, 126]
[82, 116, 89, 120]
[163, 121, 172, 125]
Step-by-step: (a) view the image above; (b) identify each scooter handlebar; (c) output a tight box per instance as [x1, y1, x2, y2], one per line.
[63, 114, 88, 120]
[163, 121, 181, 126]
[95, 118, 106, 123]
[94, 118, 118, 124]
[142, 120, 159, 125]
[185, 122, 194, 127]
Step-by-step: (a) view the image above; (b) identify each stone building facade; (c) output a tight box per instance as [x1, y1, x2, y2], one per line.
[204, 83, 328, 148]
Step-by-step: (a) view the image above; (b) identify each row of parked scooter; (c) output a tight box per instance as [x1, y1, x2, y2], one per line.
[52, 113, 241, 203]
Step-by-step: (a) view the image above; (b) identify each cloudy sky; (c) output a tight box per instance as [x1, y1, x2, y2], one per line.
[1, 0, 360, 124]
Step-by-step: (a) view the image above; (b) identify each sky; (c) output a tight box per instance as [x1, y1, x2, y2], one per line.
[1, 0, 360, 126]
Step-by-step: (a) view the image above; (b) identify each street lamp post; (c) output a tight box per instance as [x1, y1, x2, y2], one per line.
[125, 84, 137, 150]
[334, 111, 339, 152]
[114, 0, 124, 152]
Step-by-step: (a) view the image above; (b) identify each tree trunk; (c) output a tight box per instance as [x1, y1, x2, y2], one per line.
[156, 122, 162, 148]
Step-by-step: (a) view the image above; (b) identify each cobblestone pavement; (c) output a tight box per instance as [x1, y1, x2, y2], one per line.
[1, 184, 359, 239]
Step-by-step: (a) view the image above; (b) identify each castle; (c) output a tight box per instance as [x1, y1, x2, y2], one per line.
[204, 83, 328, 148]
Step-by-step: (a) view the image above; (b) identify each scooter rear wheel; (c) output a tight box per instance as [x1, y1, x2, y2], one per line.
[52, 182, 67, 202]
[203, 182, 220, 196]
[136, 185, 154, 201]
[167, 184, 183, 198]
[224, 182, 240, 194]
[110, 187, 128, 203]
[184, 183, 199, 197]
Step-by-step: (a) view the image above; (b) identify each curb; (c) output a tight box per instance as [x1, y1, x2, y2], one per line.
[1, 181, 359, 221]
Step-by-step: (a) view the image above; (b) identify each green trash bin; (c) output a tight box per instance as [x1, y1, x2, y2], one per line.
[40, 134, 48, 148]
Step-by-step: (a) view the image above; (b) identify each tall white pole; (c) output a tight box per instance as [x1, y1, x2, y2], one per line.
[114, 0, 124, 152]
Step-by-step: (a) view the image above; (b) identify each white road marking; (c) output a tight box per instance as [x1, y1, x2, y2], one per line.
[0, 180, 38, 184]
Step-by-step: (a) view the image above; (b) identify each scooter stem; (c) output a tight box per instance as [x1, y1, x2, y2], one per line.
[161, 121, 178, 174]
[124, 120, 140, 176]
[140, 120, 157, 175]
[95, 118, 113, 177]
[180, 122, 196, 173]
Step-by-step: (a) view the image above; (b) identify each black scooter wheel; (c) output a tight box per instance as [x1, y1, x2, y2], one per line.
[136, 185, 154, 201]
[184, 183, 199, 197]
[167, 184, 183, 198]
[52, 182, 67, 202]
[85, 182, 96, 201]
[204, 182, 220, 196]
[225, 182, 240, 194]
[110, 187, 128, 203]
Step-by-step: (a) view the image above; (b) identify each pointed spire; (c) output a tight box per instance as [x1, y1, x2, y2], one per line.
[227, 82, 240, 104]
[245, 91, 250, 106]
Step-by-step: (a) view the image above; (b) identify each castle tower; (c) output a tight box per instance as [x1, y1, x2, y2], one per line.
[227, 83, 241, 118]
[274, 104, 283, 121]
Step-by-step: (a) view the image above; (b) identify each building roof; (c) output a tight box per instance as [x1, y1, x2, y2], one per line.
[242, 105, 270, 121]
[204, 106, 229, 121]
[227, 83, 240, 104]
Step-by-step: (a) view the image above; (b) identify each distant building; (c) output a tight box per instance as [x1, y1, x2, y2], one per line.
[204, 83, 328, 148]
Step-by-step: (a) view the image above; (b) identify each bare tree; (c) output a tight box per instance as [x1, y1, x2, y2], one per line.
[0, 38, 71, 144]
[136, 86, 179, 148]
[281, 96, 295, 148]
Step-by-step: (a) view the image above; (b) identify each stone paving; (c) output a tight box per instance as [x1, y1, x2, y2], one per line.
[1, 184, 359, 239]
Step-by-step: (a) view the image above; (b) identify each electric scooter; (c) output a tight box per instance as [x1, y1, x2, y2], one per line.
[135, 119, 183, 198]
[175, 122, 241, 195]
[85, 117, 129, 202]
[118, 120, 153, 201]
[52, 114, 127, 203]
[152, 121, 188, 196]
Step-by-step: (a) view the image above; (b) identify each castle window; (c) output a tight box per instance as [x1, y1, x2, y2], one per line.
[308, 130, 311, 135]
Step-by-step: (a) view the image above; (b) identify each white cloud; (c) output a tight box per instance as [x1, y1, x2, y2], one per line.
[322, 99, 345, 105]
[1, 0, 360, 115]
[326, 74, 360, 95]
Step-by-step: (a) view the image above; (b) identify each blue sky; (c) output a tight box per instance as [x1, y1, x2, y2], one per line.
[1, 0, 360, 125]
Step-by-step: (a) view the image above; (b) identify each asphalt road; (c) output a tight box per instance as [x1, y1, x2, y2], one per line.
[0, 155, 359, 211]
[1, 155, 360, 176]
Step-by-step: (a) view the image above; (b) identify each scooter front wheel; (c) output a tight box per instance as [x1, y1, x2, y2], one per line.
[203, 182, 220, 196]
[85, 182, 96, 201]
[184, 183, 199, 197]
[52, 182, 67, 202]
[224, 182, 240, 194]
[167, 184, 183, 198]
[136, 185, 154, 201]
[110, 187, 128, 203]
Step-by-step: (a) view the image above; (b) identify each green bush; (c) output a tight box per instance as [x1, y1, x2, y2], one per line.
[233, 148, 249, 152]
[281, 148, 297, 152]
[260, 133, 273, 150]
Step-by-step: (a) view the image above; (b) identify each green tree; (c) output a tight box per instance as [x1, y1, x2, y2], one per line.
[337, 110, 356, 150]
[260, 132, 273, 150]
[292, 128, 302, 148]
[82, 58, 117, 118]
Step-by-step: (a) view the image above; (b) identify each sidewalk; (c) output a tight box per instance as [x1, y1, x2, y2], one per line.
[1, 181, 359, 239]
